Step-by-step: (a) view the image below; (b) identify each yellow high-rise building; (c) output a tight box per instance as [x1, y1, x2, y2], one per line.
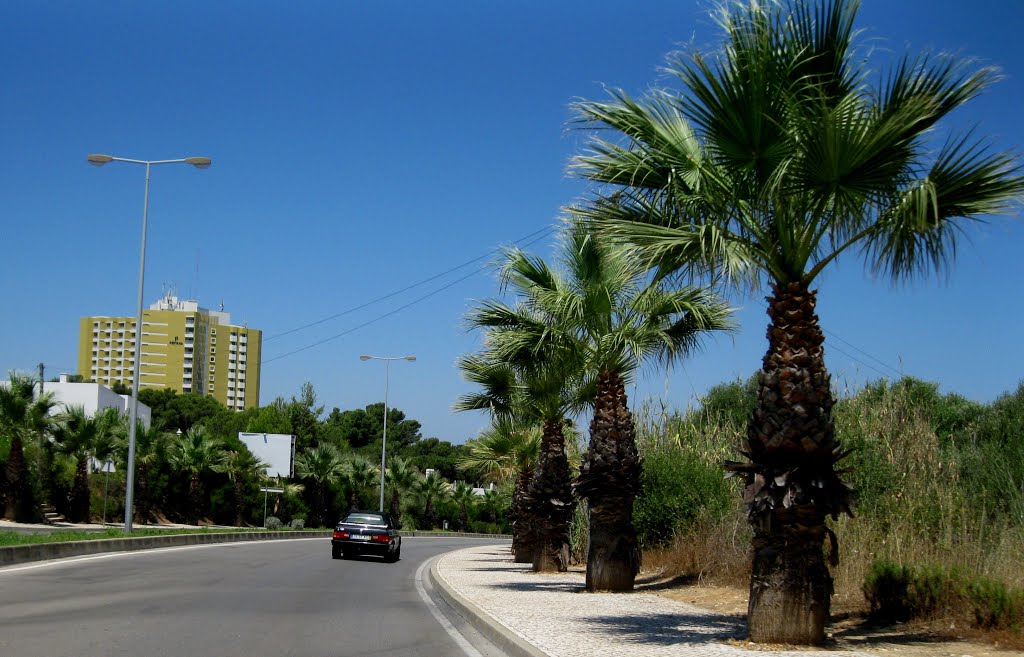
[77, 293, 261, 411]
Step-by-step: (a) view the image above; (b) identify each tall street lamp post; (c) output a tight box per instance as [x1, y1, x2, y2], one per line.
[359, 354, 416, 512]
[87, 153, 211, 532]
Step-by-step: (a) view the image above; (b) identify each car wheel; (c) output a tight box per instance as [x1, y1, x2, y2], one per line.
[341, 549, 353, 560]
[332, 546, 342, 559]
[391, 545, 401, 562]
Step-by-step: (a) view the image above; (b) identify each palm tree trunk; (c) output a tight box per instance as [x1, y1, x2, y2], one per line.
[233, 479, 245, 527]
[136, 463, 151, 525]
[389, 491, 402, 528]
[424, 498, 434, 529]
[527, 420, 573, 572]
[510, 468, 537, 563]
[71, 456, 90, 523]
[4, 435, 35, 522]
[576, 369, 640, 591]
[728, 282, 853, 645]
[189, 475, 203, 524]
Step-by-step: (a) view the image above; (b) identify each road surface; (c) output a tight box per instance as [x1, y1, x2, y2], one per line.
[0, 536, 508, 657]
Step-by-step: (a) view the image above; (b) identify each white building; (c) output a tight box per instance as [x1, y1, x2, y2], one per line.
[2, 374, 152, 429]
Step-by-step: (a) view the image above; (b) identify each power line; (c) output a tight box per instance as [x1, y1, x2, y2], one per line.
[822, 328, 902, 378]
[263, 226, 556, 364]
[264, 224, 554, 343]
[824, 339, 893, 380]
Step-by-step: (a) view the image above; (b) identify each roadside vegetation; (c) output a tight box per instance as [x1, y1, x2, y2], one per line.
[634, 376, 1024, 638]
[0, 377, 507, 534]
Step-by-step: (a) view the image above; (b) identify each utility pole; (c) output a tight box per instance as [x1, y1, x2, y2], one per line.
[38, 363, 44, 394]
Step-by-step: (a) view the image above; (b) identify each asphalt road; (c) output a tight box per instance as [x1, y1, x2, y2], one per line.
[0, 536, 508, 657]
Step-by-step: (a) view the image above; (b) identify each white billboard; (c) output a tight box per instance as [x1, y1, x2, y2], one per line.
[239, 432, 295, 478]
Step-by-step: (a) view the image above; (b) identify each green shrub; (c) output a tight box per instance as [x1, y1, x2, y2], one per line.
[289, 518, 305, 530]
[467, 521, 502, 534]
[264, 516, 283, 530]
[864, 560, 1024, 631]
[634, 446, 732, 547]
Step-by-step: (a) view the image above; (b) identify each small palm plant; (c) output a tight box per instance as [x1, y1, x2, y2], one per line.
[412, 470, 449, 529]
[167, 426, 225, 524]
[0, 372, 58, 522]
[216, 449, 268, 526]
[52, 406, 108, 522]
[450, 481, 477, 532]
[294, 443, 344, 527]
[341, 455, 380, 512]
[384, 456, 420, 528]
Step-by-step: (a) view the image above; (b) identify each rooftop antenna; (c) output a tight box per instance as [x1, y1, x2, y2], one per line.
[219, 299, 225, 312]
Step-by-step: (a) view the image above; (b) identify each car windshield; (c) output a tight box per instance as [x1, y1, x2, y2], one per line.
[343, 513, 386, 526]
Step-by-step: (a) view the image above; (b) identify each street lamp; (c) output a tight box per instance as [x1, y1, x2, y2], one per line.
[87, 153, 211, 532]
[359, 354, 416, 512]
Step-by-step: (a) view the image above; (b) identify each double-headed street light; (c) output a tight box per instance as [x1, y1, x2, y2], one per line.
[359, 354, 416, 512]
[87, 153, 211, 532]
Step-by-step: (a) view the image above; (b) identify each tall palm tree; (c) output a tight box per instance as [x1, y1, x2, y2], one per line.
[341, 455, 380, 512]
[474, 222, 733, 588]
[384, 456, 419, 528]
[450, 481, 477, 532]
[458, 419, 541, 561]
[294, 443, 344, 527]
[570, 0, 1024, 642]
[167, 426, 225, 524]
[456, 345, 579, 571]
[52, 406, 105, 522]
[216, 449, 268, 526]
[412, 470, 449, 529]
[1, 373, 58, 522]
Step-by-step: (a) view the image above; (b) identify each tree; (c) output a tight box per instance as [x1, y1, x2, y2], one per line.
[168, 426, 225, 524]
[458, 420, 541, 561]
[412, 470, 449, 529]
[215, 448, 268, 526]
[340, 455, 379, 512]
[570, 0, 1024, 642]
[450, 481, 477, 532]
[294, 443, 344, 527]
[0, 373, 58, 522]
[52, 406, 107, 522]
[384, 456, 420, 528]
[288, 382, 324, 453]
[121, 419, 169, 524]
[456, 342, 580, 572]
[471, 222, 733, 587]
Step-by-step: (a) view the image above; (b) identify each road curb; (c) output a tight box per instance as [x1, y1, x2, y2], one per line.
[428, 551, 549, 657]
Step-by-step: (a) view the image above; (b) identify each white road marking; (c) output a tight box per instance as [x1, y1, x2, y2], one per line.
[415, 557, 484, 657]
[0, 537, 325, 575]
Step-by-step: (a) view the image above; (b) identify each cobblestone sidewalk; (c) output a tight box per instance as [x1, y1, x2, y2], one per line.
[436, 545, 876, 657]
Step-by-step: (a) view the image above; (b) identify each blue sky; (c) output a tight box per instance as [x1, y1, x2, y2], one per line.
[2, 1, 1022, 444]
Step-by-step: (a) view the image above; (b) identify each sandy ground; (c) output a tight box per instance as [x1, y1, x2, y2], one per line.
[639, 577, 1024, 657]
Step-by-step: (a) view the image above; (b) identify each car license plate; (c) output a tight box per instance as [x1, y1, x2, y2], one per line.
[351, 534, 370, 541]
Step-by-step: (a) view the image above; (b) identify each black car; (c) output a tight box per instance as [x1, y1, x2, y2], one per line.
[331, 510, 402, 562]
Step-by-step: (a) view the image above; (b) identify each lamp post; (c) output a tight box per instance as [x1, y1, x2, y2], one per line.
[87, 153, 211, 532]
[359, 354, 416, 512]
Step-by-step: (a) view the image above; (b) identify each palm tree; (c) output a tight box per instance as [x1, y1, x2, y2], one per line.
[52, 406, 104, 522]
[384, 456, 419, 528]
[458, 419, 541, 561]
[0, 373, 58, 522]
[473, 222, 733, 588]
[340, 455, 380, 512]
[412, 470, 449, 529]
[167, 426, 224, 524]
[294, 443, 344, 527]
[124, 421, 169, 525]
[450, 481, 477, 532]
[456, 345, 579, 572]
[570, 0, 1024, 642]
[216, 449, 268, 526]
